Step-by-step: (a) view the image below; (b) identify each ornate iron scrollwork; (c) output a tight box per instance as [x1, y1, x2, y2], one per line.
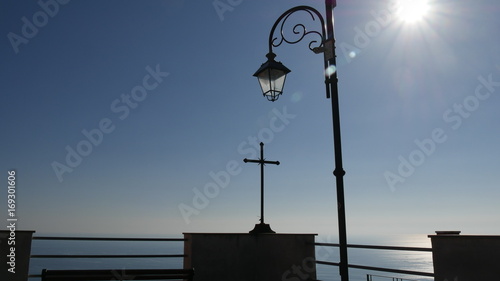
[266, 5, 331, 98]
[267, 5, 326, 54]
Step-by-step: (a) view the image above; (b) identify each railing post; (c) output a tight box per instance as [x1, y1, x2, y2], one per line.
[1, 230, 35, 281]
[429, 231, 500, 281]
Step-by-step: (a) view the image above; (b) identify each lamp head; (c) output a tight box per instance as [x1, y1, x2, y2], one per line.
[253, 52, 291, 102]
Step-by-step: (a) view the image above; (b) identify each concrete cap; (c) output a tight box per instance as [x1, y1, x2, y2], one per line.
[435, 231, 461, 235]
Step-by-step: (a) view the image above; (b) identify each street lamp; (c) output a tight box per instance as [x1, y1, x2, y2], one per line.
[253, 52, 291, 102]
[253, 1, 350, 281]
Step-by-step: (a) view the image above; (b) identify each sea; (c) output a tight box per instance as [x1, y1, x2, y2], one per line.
[28, 234, 434, 281]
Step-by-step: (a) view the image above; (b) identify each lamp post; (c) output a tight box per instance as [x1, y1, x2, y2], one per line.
[253, 1, 349, 281]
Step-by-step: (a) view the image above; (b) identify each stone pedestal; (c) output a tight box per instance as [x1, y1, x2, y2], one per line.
[429, 231, 500, 281]
[0, 230, 35, 281]
[183, 233, 317, 281]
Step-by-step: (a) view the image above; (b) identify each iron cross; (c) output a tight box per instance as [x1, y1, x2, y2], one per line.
[243, 142, 280, 224]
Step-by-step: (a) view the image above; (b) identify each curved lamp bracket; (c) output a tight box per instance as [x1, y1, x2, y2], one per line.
[268, 5, 326, 54]
[267, 5, 332, 98]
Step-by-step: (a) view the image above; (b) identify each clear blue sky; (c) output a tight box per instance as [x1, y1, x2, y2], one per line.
[1, 0, 499, 238]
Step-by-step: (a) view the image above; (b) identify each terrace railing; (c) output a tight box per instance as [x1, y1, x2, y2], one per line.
[366, 274, 420, 281]
[27, 236, 434, 280]
[28, 236, 185, 279]
[315, 242, 434, 278]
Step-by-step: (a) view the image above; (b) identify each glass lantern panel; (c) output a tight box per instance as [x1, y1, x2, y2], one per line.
[257, 72, 271, 95]
[270, 70, 286, 92]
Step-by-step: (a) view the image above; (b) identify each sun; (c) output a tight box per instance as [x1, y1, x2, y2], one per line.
[395, 0, 430, 23]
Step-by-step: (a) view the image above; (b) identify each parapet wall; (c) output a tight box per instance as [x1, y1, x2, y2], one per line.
[0, 230, 35, 281]
[183, 233, 317, 281]
[429, 232, 500, 281]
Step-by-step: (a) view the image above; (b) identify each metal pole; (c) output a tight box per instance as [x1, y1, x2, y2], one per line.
[260, 142, 265, 223]
[259, 1, 348, 275]
[325, 1, 349, 281]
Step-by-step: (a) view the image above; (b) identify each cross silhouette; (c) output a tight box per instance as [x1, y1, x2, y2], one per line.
[244, 142, 280, 233]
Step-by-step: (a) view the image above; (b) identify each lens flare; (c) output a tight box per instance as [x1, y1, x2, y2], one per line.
[326, 65, 337, 77]
[291, 91, 303, 103]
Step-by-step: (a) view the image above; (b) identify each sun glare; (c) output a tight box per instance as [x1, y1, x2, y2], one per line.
[396, 0, 430, 23]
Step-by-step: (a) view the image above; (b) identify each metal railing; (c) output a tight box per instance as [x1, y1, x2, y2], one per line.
[314, 242, 434, 278]
[29, 236, 185, 278]
[367, 274, 420, 281]
[29, 236, 434, 279]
